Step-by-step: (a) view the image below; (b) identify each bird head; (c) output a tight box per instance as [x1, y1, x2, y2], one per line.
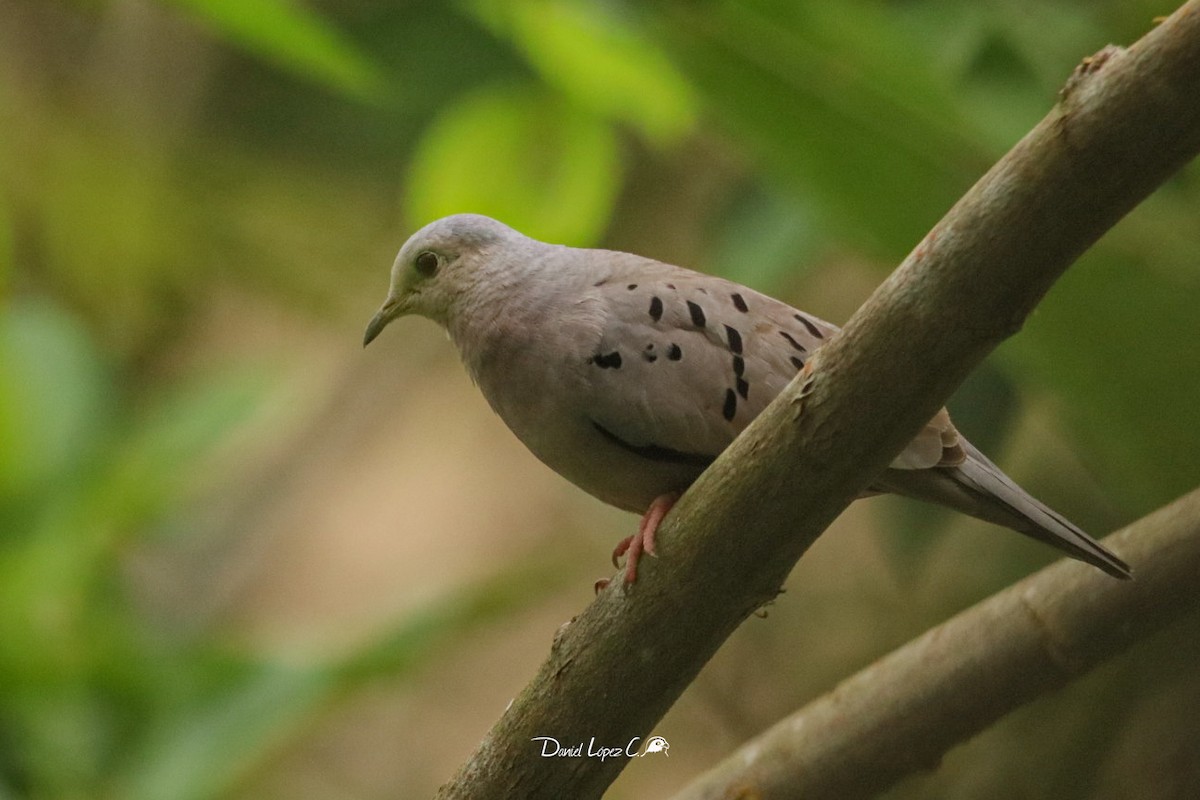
[363, 213, 516, 346]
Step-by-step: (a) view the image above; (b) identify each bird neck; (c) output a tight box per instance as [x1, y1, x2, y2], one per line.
[445, 248, 580, 386]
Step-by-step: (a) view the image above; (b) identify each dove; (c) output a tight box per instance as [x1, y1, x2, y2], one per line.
[363, 214, 1131, 585]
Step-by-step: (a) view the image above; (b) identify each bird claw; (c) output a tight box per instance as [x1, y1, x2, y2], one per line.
[606, 492, 678, 585]
[610, 535, 634, 569]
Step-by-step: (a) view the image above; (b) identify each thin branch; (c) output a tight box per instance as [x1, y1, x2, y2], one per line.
[435, 5, 1200, 798]
[669, 486, 1200, 800]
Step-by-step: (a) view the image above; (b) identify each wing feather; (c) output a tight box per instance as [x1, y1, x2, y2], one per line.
[578, 254, 833, 459]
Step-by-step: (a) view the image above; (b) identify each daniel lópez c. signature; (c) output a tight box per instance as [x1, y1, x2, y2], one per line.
[531, 735, 670, 761]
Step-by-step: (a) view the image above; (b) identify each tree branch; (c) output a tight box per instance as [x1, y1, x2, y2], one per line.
[668, 486, 1200, 800]
[436, 5, 1200, 798]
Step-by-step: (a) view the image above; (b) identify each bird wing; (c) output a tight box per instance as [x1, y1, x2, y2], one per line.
[578, 251, 962, 471]
[579, 253, 829, 461]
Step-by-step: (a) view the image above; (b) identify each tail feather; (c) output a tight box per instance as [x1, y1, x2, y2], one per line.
[879, 440, 1132, 579]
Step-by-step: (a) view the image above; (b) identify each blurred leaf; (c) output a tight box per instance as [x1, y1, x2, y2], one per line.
[119, 561, 569, 800]
[0, 302, 275, 794]
[161, 0, 385, 100]
[0, 301, 113, 503]
[710, 187, 824, 290]
[0, 197, 10, 296]
[975, 1, 1109, 89]
[947, 3, 1107, 151]
[405, 83, 622, 245]
[331, 560, 570, 685]
[471, 0, 697, 144]
[657, 0, 992, 256]
[1004, 239, 1200, 515]
[97, 365, 276, 540]
[0, 306, 269, 796]
[121, 661, 330, 800]
[22, 121, 183, 353]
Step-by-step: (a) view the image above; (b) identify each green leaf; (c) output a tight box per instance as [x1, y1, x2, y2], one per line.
[471, 0, 697, 145]
[97, 366, 275, 537]
[0, 300, 113, 502]
[659, 1, 992, 257]
[710, 187, 823, 289]
[1004, 236, 1200, 515]
[160, 0, 385, 100]
[332, 560, 569, 686]
[0, 194, 10, 296]
[405, 84, 622, 245]
[118, 562, 568, 800]
[120, 662, 332, 800]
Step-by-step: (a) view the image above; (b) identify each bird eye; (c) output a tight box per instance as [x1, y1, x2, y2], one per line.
[414, 251, 440, 276]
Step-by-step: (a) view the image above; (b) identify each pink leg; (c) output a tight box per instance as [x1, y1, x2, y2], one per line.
[616, 493, 679, 584]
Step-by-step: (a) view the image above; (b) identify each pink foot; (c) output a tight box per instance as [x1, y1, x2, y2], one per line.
[610, 493, 678, 585]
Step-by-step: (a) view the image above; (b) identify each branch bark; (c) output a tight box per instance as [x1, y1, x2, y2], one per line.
[436, 4, 1200, 798]
[669, 486, 1200, 800]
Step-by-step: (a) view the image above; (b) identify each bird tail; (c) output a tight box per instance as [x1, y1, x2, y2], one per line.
[880, 440, 1132, 580]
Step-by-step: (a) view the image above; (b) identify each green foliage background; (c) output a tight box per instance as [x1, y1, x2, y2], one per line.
[1, 0, 1198, 797]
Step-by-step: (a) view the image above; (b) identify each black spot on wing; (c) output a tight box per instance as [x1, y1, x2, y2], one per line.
[780, 331, 807, 352]
[790, 355, 804, 371]
[667, 344, 682, 361]
[591, 421, 715, 468]
[794, 313, 824, 339]
[731, 293, 749, 313]
[732, 355, 745, 376]
[687, 301, 707, 328]
[643, 344, 657, 363]
[649, 296, 664, 322]
[590, 351, 623, 369]
[724, 325, 743, 354]
[736, 377, 749, 400]
[627, 284, 638, 290]
[722, 388, 737, 421]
